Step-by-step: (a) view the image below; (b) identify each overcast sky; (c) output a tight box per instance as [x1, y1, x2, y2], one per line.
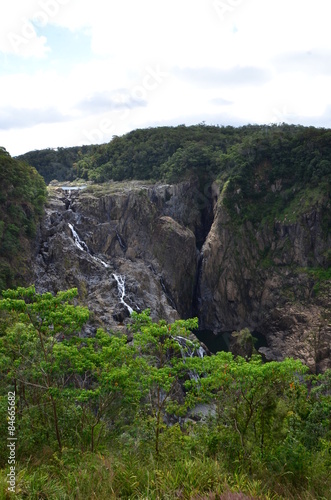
[1, 0, 331, 156]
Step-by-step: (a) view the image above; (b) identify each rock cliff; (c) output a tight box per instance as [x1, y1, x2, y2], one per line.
[32, 179, 331, 372]
[198, 183, 331, 371]
[33, 181, 202, 334]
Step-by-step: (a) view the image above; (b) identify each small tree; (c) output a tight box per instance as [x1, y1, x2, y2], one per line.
[54, 329, 140, 452]
[186, 352, 307, 468]
[0, 286, 89, 452]
[129, 310, 199, 457]
[231, 328, 256, 359]
[0, 286, 141, 455]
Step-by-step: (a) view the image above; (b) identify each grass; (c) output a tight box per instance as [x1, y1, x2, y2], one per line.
[1, 446, 329, 500]
[0, 451, 269, 499]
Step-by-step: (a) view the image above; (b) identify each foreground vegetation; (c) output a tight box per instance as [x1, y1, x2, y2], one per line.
[0, 287, 330, 499]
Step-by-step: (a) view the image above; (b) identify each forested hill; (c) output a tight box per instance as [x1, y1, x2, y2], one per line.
[0, 148, 46, 290]
[17, 124, 331, 188]
[75, 123, 331, 185]
[16, 144, 98, 185]
[16, 124, 331, 232]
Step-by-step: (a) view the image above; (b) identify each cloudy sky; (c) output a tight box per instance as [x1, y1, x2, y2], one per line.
[1, 0, 331, 156]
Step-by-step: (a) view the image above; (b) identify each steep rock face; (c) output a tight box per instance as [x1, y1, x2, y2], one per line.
[71, 183, 199, 317]
[33, 182, 199, 334]
[198, 198, 331, 371]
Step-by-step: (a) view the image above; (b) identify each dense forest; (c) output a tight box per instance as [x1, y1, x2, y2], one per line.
[0, 148, 46, 292]
[16, 145, 98, 185]
[18, 123, 331, 187]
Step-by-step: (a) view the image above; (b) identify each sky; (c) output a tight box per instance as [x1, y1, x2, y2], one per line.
[1, 0, 331, 156]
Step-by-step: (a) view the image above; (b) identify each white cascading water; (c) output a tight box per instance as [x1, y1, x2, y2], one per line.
[175, 336, 205, 358]
[175, 335, 205, 381]
[68, 223, 89, 253]
[112, 274, 133, 315]
[68, 222, 133, 314]
[68, 223, 109, 268]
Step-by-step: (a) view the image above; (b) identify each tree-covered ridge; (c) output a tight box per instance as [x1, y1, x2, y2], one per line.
[16, 125, 331, 222]
[17, 124, 330, 230]
[73, 124, 330, 243]
[74, 124, 239, 182]
[0, 148, 46, 291]
[16, 145, 98, 185]
[71, 123, 331, 186]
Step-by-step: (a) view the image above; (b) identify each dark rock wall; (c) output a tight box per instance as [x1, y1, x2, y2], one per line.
[198, 196, 330, 370]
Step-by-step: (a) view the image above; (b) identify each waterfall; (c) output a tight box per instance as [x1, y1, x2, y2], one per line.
[175, 336, 206, 358]
[68, 223, 89, 253]
[113, 274, 133, 315]
[68, 223, 110, 268]
[68, 221, 136, 315]
[160, 277, 177, 310]
[90, 254, 110, 268]
[175, 335, 206, 382]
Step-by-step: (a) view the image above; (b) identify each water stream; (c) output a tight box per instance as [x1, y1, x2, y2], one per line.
[175, 335, 206, 381]
[68, 223, 110, 268]
[112, 274, 134, 315]
[67, 221, 133, 314]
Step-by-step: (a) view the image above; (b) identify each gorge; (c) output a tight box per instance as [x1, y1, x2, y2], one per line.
[32, 176, 330, 372]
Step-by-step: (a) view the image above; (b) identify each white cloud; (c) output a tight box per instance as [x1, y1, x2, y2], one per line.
[0, 105, 68, 130]
[0, 1, 64, 57]
[1, 0, 331, 155]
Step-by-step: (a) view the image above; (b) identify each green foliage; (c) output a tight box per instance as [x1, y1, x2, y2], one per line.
[129, 310, 199, 456]
[217, 125, 331, 226]
[0, 449, 280, 499]
[71, 123, 256, 183]
[160, 142, 219, 183]
[23, 123, 330, 190]
[0, 148, 46, 292]
[0, 287, 90, 454]
[299, 266, 331, 296]
[16, 145, 98, 184]
[0, 294, 331, 498]
[231, 328, 257, 359]
[185, 353, 308, 467]
[16, 125, 330, 254]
